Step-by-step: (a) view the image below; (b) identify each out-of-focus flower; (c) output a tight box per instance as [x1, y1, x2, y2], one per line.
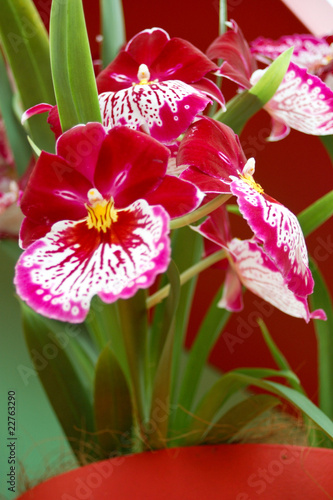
[207, 21, 333, 141]
[178, 117, 314, 297]
[14, 123, 202, 323]
[195, 206, 326, 322]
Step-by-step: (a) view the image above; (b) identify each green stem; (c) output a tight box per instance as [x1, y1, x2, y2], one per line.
[147, 249, 226, 309]
[170, 194, 231, 230]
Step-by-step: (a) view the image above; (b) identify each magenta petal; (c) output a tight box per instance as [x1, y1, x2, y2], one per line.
[177, 117, 246, 187]
[93, 127, 170, 207]
[218, 267, 243, 312]
[56, 123, 107, 183]
[21, 103, 53, 124]
[207, 20, 256, 89]
[191, 77, 225, 109]
[228, 238, 324, 322]
[151, 37, 217, 83]
[144, 175, 203, 218]
[267, 117, 290, 142]
[251, 63, 333, 137]
[230, 176, 314, 297]
[96, 51, 140, 93]
[14, 200, 170, 323]
[126, 28, 170, 67]
[99, 80, 210, 142]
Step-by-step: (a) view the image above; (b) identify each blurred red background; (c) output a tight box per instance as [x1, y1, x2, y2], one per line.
[34, 0, 333, 404]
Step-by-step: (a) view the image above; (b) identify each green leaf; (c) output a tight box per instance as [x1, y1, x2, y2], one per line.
[20, 302, 98, 462]
[0, 52, 31, 175]
[204, 394, 280, 444]
[101, 0, 126, 67]
[320, 135, 333, 163]
[215, 47, 293, 134]
[310, 260, 333, 424]
[171, 286, 230, 435]
[50, 0, 101, 132]
[148, 261, 180, 449]
[298, 190, 333, 238]
[94, 344, 133, 455]
[0, 0, 55, 153]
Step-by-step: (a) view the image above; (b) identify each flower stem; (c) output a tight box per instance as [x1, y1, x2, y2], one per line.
[170, 194, 231, 229]
[147, 249, 226, 309]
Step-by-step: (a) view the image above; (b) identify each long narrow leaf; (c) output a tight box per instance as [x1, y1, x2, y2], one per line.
[298, 190, 333, 237]
[94, 344, 133, 455]
[0, 0, 55, 152]
[101, 0, 126, 67]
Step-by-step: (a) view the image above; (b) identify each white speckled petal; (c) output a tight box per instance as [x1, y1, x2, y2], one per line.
[228, 238, 326, 322]
[14, 200, 170, 323]
[251, 62, 333, 137]
[230, 176, 314, 297]
[99, 80, 210, 142]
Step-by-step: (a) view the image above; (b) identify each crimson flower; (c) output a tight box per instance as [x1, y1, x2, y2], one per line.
[207, 21, 333, 141]
[14, 123, 202, 323]
[196, 206, 326, 322]
[96, 27, 224, 142]
[178, 117, 315, 298]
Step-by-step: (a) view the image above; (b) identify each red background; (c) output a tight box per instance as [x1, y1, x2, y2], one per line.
[34, 0, 333, 404]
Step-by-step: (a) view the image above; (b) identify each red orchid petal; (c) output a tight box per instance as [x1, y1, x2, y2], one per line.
[177, 117, 246, 188]
[96, 51, 140, 93]
[21, 103, 54, 124]
[196, 204, 232, 248]
[151, 37, 217, 83]
[191, 77, 225, 109]
[228, 238, 326, 322]
[180, 166, 231, 194]
[20, 151, 91, 235]
[144, 175, 203, 219]
[218, 266, 243, 312]
[15, 200, 170, 323]
[230, 176, 314, 297]
[47, 105, 62, 139]
[99, 80, 210, 142]
[19, 217, 52, 249]
[125, 28, 170, 67]
[93, 127, 169, 207]
[207, 20, 256, 89]
[251, 63, 333, 137]
[56, 123, 107, 184]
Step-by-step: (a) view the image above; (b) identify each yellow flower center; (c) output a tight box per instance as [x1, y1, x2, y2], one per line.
[85, 189, 118, 232]
[239, 157, 264, 194]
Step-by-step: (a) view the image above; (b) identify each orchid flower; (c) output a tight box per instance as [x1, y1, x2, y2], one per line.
[178, 117, 315, 298]
[14, 123, 202, 323]
[250, 34, 333, 88]
[195, 206, 326, 322]
[96, 28, 224, 142]
[207, 21, 333, 141]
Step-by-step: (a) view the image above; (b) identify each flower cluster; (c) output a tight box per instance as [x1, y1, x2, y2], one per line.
[14, 26, 328, 324]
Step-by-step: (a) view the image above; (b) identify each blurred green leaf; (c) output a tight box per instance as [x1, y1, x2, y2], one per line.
[0, 0, 55, 152]
[320, 136, 333, 163]
[298, 190, 333, 238]
[216, 48, 293, 134]
[101, 0, 126, 67]
[205, 394, 280, 444]
[310, 259, 333, 446]
[94, 343, 133, 455]
[148, 261, 180, 449]
[50, 0, 101, 132]
[20, 302, 98, 462]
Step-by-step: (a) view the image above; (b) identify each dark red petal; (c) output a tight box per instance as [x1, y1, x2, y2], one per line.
[96, 51, 139, 93]
[19, 217, 52, 249]
[180, 166, 231, 194]
[56, 123, 107, 183]
[125, 28, 170, 66]
[144, 175, 203, 218]
[177, 117, 246, 184]
[151, 37, 217, 83]
[94, 127, 170, 207]
[47, 105, 62, 139]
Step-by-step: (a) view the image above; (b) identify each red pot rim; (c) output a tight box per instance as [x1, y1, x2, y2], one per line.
[17, 443, 333, 500]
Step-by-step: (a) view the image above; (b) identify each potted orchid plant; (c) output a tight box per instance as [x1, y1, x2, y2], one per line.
[1, 0, 333, 497]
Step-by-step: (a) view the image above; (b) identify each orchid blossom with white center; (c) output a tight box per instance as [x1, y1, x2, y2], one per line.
[178, 117, 316, 298]
[195, 206, 326, 322]
[207, 20, 333, 141]
[14, 123, 203, 323]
